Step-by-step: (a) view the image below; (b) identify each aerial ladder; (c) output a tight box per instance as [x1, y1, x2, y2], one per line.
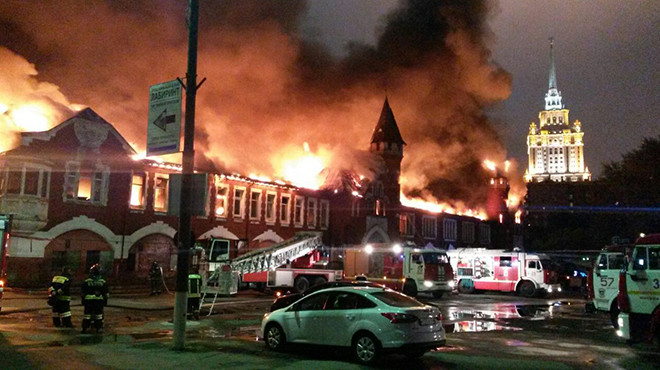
[199, 232, 324, 315]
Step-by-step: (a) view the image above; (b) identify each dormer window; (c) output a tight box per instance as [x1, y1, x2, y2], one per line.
[63, 161, 109, 205]
[372, 181, 384, 197]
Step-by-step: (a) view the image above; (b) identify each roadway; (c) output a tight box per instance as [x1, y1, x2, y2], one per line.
[1, 289, 657, 369]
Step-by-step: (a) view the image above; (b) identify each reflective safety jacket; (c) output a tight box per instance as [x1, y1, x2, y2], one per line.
[82, 276, 109, 303]
[49, 275, 71, 301]
[188, 274, 202, 298]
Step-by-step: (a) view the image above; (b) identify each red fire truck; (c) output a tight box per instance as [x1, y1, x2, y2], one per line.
[198, 232, 342, 295]
[447, 248, 561, 297]
[343, 242, 454, 298]
[0, 214, 12, 312]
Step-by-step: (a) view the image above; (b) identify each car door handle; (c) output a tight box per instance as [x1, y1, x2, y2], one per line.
[345, 315, 355, 321]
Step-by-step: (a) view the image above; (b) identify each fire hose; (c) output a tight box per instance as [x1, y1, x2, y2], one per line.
[159, 266, 172, 295]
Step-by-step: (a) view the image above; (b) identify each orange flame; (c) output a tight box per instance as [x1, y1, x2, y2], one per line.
[276, 142, 328, 189]
[400, 193, 487, 220]
[483, 159, 496, 172]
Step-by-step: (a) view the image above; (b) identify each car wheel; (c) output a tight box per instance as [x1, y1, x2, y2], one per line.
[294, 276, 310, 293]
[403, 280, 417, 297]
[405, 349, 427, 358]
[312, 276, 327, 287]
[352, 332, 380, 365]
[519, 281, 536, 298]
[610, 301, 620, 329]
[264, 323, 286, 351]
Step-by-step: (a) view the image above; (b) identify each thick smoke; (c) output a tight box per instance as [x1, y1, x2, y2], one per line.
[0, 0, 515, 210]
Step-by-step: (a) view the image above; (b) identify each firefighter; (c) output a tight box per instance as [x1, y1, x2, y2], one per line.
[81, 264, 109, 334]
[48, 267, 74, 328]
[188, 272, 202, 320]
[149, 261, 163, 295]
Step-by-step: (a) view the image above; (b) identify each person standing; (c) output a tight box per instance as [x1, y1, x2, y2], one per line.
[81, 264, 109, 334]
[48, 267, 74, 328]
[149, 261, 163, 295]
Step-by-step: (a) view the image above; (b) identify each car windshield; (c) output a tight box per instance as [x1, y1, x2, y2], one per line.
[370, 291, 424, 307]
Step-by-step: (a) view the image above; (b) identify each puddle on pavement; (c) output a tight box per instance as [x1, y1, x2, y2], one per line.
[190, 326, 260, 341]
[130, 330, 172, 340]
[443, 302, 577, 333]
[45, 335, 106, 347]
[445, 321, 522, 333]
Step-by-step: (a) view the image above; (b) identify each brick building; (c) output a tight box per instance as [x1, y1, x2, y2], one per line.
[0, 100, 492, 287]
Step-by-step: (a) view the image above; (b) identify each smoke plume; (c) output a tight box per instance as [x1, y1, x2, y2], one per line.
[0, 0, 516, 211]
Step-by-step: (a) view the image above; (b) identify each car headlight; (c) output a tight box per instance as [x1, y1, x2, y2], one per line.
[448, 281, 455, 288]
[423, 281, 433, 288]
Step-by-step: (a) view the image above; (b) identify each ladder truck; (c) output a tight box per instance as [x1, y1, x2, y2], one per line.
[197, 232, 342, 312]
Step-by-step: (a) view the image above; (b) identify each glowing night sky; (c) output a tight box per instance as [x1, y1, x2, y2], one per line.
[305, 0, 659, 178]
[0, 0, 657, 212]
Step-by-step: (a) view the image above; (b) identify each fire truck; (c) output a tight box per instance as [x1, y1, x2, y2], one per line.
[590, 243, 633, 327]
[197, 232, 342, 296]
[0, 214, 12, 312]
[342, 242, 454, 298]
[616, 233, 660, 345]
[446, 248, 561, 298]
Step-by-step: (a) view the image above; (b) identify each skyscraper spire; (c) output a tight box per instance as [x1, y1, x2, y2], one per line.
[548, 38, 557, 90]
[544, 37, 563, 110]
[527, 38, 590, 183]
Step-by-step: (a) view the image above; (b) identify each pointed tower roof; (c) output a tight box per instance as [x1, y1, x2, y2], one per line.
[548, 38, 557, 91]
[544, 38, 564, 110]
[370, 98, 406, 145]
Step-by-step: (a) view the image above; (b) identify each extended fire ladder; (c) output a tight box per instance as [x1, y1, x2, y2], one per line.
[200, 231, 323, 315]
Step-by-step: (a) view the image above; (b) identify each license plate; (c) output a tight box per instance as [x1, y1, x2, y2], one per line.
[419, 318, 436, 326]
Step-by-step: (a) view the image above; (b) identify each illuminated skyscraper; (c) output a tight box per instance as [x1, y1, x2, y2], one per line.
[525, 39, 591, 183]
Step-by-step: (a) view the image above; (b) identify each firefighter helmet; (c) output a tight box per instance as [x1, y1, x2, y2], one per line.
[89, 264, 100, 276]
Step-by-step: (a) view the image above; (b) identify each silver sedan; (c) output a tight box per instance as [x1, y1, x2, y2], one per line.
[261, 286, 446, 364]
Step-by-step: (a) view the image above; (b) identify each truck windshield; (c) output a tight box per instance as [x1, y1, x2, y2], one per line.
[422, 253, 449, 265]
[209, 240, 229, 262]
[539, 259, 556, 271]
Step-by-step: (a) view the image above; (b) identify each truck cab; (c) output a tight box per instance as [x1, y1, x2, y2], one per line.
[616, 234, 660, 345]
[592, 245, 631, 327]
[343, 243, 454, 298]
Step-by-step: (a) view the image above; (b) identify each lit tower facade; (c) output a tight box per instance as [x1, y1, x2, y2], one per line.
[525, 39, 591, 183]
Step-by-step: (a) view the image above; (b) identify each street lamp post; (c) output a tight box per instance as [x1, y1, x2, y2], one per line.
[173, 0, 199, 351]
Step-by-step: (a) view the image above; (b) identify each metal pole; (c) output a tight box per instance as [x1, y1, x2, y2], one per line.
[173, 0, 199, 351]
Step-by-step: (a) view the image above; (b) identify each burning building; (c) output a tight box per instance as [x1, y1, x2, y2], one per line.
[0, 100, 494, 287]
[0, 1, 526, 287]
